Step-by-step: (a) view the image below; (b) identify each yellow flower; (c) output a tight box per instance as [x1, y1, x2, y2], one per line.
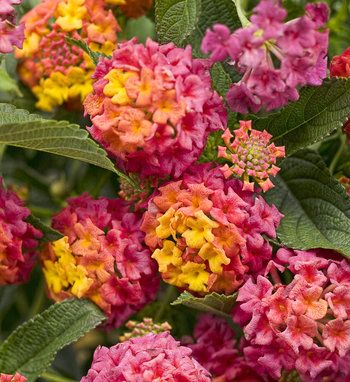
[33, 72, 70, 111]
[198, 243, 230, 274]
[152, 240, 183, 273]
[105, 0, 126, 4]
[163, 265, 186, 288]
[156, 208, 175, 239]
[182, 211, 219, 249]
[178, 262, 210, 293]
[103, 69, 137, 105]
[56, 0, 87, 32]
[17, 32, 41, 57]
[67, 67, 94, 101]
[42, 237, 93, 298]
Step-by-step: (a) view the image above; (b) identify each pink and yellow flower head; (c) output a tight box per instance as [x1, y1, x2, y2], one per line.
[235, 248, 350, 381]
[15, 0, 120, 112]
[105, 0, 153, 18]
[84, 38, 227, 179]
[218, 120, 286, 192]
[81, 332, 211, 381]
[0, 374, 26, 382]
[0, 0, 25, 54]
[141, 164, 282, 295]
[39, 193, 159, 328]
[0, 180, 42, 285]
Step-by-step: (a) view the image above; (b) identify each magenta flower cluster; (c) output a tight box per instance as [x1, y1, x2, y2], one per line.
[201, 0, 329, 113]
[0, 0, 24, 53]
[185, 314, 266, 381]
[41, 193, 159, 328]
[0, 180, 42, 285]
[81, 332, 211, 381]
[84, 38, 227, 179]
[235, 248, 350, 381]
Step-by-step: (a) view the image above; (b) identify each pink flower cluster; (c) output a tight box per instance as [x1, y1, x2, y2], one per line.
[142, 164, 282, 295]
[0, 374, 26, 382]
[40, 193, 159, 328]
[0, 0, 24, 53]
[84, 38, 227, 179]
[235, 248, 350, 381]
[185, 314, 268, 381]
[218, 120, 285, 192]
[81, 332, 211, 381]
[0, 180, 42, 285]
[201, 0, 329, 113]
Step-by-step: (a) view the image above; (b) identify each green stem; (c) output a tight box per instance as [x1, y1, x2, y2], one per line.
[232, 0, 250, 27]
[41, 371, 77, 382]
[329, 133, 346, 175]
[28, 279, 46, 318]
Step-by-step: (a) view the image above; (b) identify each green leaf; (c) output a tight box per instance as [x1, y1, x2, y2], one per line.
[27, 215, 63, 242]
[155, 0, 201, 47]
[264, 149, 350, 258]
[254, 79, 350, 155]
[0, 103, 135, 186]
[65, 37, 102, 65]
[119, 16, 156, 43]
[171, 291, 237, 317]
[0, 67, 21, 96]
[0, 299, 106, 381]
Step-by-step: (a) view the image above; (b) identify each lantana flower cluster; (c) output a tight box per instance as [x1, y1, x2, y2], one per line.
[201, 0, 329, 113]
[105, 0, 153, 18]
[82, 332, 211, 381]
[184, 314, 268, 381]
[16, 0, 120, 112]
[84, 38, 227, 178]
[0, 0, 24, 54]
[0, 181, 42, 285]
[235, 248, 350, 381]
[0, 374, 26, 382]
[141, 164, 282, 294]
[40, 193, 159, 328]
[219, 120, 285, 192]
[119, 317, 172, 342]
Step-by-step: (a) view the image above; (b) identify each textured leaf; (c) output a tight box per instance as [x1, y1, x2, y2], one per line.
[0, 299, 105, 381]
[65, 37, 102, 65]
[0, 103, 133, 184]
[155, 0, 201, 46]
[27, 215, 63, 242]
[171, 291, 237, 317]
[264, 150, 350, 258]
[254, 79, 350, 155]
[0, 67, 21, 96]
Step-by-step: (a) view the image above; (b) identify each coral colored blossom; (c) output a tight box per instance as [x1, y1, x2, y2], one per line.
[81, 332, 211, 381]
[84, 38, 227, 178]
[0, 0, 24, 53]
[141, 164, 282, 294]
[218, 120, 285, 192]
[40, 193, 159, 328]
[202, 0, 329, 113]
[105, 0, 153, 18]
[0, 180, 42, 285]
[184, 314, 271, 381]
[234, 248, 350, 381]
[0, 374, 26, 382]
[330, 47, 350, 78]
[16, 0, 120, 111]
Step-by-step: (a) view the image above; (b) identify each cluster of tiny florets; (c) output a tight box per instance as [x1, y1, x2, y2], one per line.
[218, 120, 285, 192]
[81, 332, 211, 381]
[16, 0, 120, 111]
[235, 248, 350, 381]
[0, 180, 42, 285]
[40, 193, 159, 328]
[119, 318, 172, 342]
[202, 0, 329, 113]
[141, 164, 282, 294]
[84, 38, 227, 179]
